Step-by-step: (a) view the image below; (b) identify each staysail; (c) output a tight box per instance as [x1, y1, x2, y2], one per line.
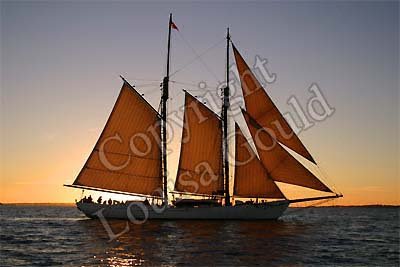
[233, 45, 316, 164]
[174, 92, 224, 195]
[234, 123, 285, 199]
[72, 80, 163, 196]
[242, 109, 331, 192]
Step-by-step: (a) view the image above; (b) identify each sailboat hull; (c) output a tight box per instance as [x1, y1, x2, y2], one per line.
[76, 201, 289, 220]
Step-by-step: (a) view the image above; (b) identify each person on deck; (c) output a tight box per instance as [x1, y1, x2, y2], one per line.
[87, 195, 93, 203]
[97, 196, 102, 204]
[108, 198, 112, 205]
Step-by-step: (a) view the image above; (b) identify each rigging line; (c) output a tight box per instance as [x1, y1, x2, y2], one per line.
[157, 99, 162, 114]
[85, 166, 161, 180]
[283, 198, 335, 216]
[67, 184, 163, 199]
[315, 163, 341, 195]
[175, 86, 217, 93]
[170, 80, 218, 91]
[302, 155, 340, 194]
[93, 149, 159, 160]
[135, 83, 160, 88]
[184, 88, 217, 93]
[171, 191, 225, 198]
[169, 86, 181, 101]
[178, 167, 223, 177]
[130, 78, 161, 82]
[170, 37, 225, 78]
[173, 32, 223, 82]
[170, 80, 198, 87]
[141, 89, 164, 97]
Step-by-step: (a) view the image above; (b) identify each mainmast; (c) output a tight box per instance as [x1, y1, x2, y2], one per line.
[223, 28, 231, 206]
[161, 14, 172, 203]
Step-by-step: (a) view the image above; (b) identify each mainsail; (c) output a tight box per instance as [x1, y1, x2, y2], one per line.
[174, 92, 224, 195]
[242, 109, 332, 192]
[234, 123, 285, 199]
[232, 45, 316, 164]
[72, 80, 163, 196]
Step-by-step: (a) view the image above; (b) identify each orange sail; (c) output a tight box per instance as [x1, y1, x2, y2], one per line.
[242, 109, 331, 192]
[72, 81, 163, 196]
[234, 123, 285, 199]
[174, 92, 224, 195]
[233, 45, 316, 164]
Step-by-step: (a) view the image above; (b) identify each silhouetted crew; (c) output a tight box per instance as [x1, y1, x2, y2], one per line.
[97, 196, 102, 204]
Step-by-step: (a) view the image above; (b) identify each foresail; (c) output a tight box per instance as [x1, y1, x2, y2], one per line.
[174, 92, 224, 195]
[242, 109, 332, 192]
[234, 123, 285, 199]
[73, 81, 163, 196]
[232, 45, 316, 164]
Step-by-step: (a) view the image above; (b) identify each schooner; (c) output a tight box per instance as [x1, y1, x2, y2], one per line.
[65, 14, 342, 220]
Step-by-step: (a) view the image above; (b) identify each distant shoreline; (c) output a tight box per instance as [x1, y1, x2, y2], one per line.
[0, 203, 76, 206]
[0, 203, 398, 208]
[291, 205, 400, 208]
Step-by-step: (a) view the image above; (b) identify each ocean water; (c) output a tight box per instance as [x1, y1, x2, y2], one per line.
[0, 205, 398, 266]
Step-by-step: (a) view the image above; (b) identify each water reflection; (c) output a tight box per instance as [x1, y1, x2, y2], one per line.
[78, 218, 309, 266]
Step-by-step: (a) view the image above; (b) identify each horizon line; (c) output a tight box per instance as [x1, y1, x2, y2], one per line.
[1, 202, 399, 207]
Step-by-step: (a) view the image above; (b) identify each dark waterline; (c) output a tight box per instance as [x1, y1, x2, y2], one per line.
[0, 205, 399, 266]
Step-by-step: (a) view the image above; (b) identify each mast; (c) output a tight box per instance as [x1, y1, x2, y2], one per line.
[161, 14, 172, 203]
[223, 28, 231, 206]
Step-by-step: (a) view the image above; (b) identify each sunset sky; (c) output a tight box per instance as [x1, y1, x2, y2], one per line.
[1, 1, 398, 205]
